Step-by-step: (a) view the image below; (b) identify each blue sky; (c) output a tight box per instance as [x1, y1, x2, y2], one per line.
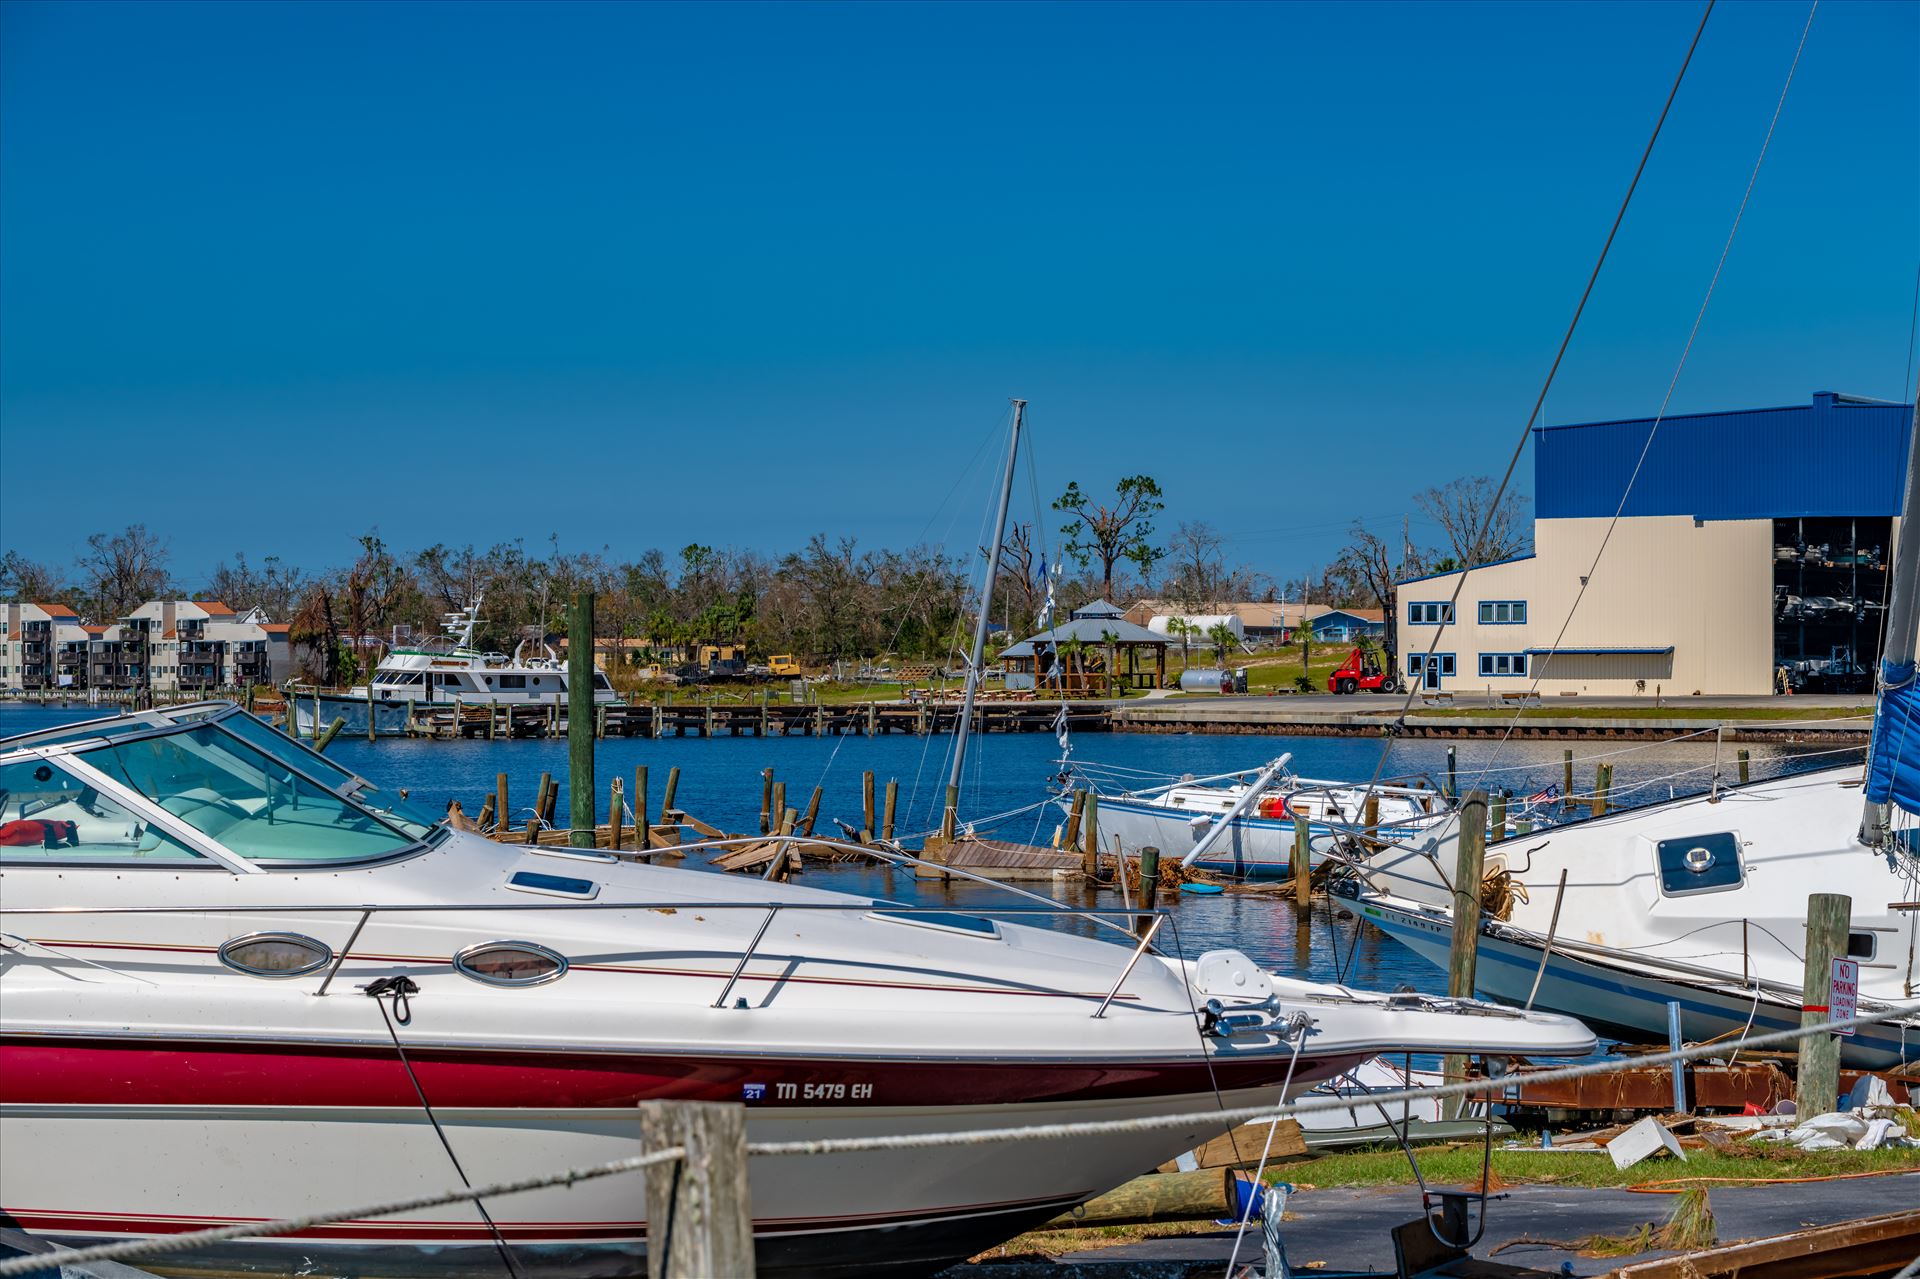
[2, 0, 1915, 586]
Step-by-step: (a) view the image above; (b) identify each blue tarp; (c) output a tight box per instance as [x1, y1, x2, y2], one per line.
[1865, 661, 1920, 817]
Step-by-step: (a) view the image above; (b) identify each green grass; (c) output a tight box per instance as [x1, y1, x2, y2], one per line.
[1408, 705, 1873, 721]
[1272, 1141, 1920, 1190]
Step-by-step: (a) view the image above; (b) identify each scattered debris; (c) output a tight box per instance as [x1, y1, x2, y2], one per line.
[1608, 1116, 1688, 1170]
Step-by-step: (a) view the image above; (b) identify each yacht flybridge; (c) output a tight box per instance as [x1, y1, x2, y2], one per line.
[291, 598, 620, 737]
[0, 703, 1597, 1277]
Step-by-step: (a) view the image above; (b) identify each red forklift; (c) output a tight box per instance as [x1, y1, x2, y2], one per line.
[1326, 647, 1401, 694]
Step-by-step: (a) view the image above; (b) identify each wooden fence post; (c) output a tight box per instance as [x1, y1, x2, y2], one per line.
[1796, 893, 1852, 1121]
[1444, 790, 1488, 1119]
[639, 1101, 755, 1279]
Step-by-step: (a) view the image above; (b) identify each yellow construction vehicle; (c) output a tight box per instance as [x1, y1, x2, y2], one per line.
[767, 655, 803, 678]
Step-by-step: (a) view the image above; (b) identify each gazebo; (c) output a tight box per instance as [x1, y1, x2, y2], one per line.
[999, 600, 1169, 695]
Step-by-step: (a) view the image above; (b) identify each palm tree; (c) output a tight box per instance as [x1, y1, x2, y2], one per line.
[1166, 616, 1193, 671]
[1207, 622, 1237, 666]
[1100, 628, 1121, 697]
[1297, 614, 1317, 680]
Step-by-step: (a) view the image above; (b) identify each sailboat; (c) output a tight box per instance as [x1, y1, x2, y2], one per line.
[1341, 398, 1920, 1069]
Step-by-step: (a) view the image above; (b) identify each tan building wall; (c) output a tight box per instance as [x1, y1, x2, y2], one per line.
[1395, 516, 1777, 696]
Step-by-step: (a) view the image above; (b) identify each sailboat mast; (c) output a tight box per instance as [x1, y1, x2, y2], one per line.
[946, 399, 1027, 826]
[1862, 390, 1920, 845]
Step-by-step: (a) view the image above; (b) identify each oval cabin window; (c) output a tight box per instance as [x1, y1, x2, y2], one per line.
[454, 940, 567, 987]
[219, 932, 333, 978]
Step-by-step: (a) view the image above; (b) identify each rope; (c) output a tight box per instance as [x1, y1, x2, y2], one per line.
[4, 1003, 1912, 1277]
[1461, 0, 1819, 798]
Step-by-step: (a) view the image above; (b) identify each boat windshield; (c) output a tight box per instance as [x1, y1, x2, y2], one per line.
[76, 723, 420, 865]
[209, 711, 439, 839]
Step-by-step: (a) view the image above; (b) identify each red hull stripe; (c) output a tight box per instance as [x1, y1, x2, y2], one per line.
[0, 1036, 1342, 1108]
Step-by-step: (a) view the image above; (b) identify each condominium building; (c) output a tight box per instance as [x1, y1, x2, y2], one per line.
[0, 602, 88, 691]
[1, 599, 298, 692]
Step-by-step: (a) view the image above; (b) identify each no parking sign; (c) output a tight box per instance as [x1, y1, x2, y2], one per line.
[1829, 957, 1859, 1037]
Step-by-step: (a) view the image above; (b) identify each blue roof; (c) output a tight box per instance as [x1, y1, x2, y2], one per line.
[1533, 392, 1912, 520]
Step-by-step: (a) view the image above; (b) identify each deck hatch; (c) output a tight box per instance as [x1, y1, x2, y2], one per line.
[868, 909, 1000, 939]
[1654, 832, 1744, 896]
[507, 870, 599, 900]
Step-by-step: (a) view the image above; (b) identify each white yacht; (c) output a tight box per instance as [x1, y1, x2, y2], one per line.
[291, 599, 620, 737]
[0, 702, 1596, 1276]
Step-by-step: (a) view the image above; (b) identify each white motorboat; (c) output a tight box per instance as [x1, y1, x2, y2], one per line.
[1060, 756, 1476, 879]
[290, 598, 620, 738]
[0, 703, 1596, 1276]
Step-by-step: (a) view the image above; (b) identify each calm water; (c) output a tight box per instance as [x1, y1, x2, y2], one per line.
[0, 702, 1856, 1000]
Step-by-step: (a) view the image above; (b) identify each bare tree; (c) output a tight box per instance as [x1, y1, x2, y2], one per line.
[1054, 476, 1166, 602]
[1414, 477, 1531, 569]
[205, 552, 306, 619]
[78, 524, 171, 618]
[1331, 521, 1423, 656]
[1162, 521, 1227, 609]
[0, 550, 67, 604]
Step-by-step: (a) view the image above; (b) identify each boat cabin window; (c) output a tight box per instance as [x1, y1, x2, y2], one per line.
[0, 757, 205, 863]
[593, 673, 612, 691]
[1654, 832, 1744, 896]
[497, 674, 527, 689]
[76, 725, 417, 865]
[379, 671, 424, 686]
[1847, 932, 1877, 961]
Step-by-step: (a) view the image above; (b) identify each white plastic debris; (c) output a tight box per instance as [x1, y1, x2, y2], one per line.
[1791, 1113, 1869, 1144]
[1856, 1118, 1901, 1151]
[1847, 1076, 1897, 1111]
[1607, 1115, 1688, 1170]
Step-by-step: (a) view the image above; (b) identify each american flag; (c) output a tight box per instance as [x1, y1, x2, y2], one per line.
[1524, 783, 1560, 805]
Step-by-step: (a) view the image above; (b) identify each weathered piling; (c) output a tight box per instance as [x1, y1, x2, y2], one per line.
[495, 772, 509, 832]
[770, 781, 786, 836]
[800, 785, 823, 837]
[527, 774, 552, 843]
[1444, 790, 1488, 1119]
[1797, 893, 1852, 1120]
[759, 768, 774, 834]
[941, 782, 959, 841]
[365, 684, 376, 742]
[1738, 748, 1751, 785]
[608, 777, 625, 851]
[862, 771, 875, 842]
[1082, 791, 1100, 880]
[1562, 748, 1574, 804]
[1593, 762, 1613, 818]
[882, 778, 898, 843]
[1137, 845, 1161, 935]
[662, 765, 681, 823]
[1064, 789, 1087, 852]
[1445, 745, 1457, 800]
[315, 716, 346, 753]
[638, 1101, 754, 1279]
[568, 592, 597, 849]
[636, 766, 651, 850]
[1291, 812, 1311, 908]
[1489, 789, 1507, 844]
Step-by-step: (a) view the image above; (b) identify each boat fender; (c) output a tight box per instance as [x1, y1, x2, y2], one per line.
[1192, 949, 1276, 1001]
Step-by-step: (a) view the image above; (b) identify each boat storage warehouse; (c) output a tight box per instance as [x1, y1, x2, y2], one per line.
[1394, 392, 1912, 697]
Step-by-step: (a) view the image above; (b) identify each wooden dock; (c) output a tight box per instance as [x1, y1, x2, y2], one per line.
[406, 699, 1113, 740]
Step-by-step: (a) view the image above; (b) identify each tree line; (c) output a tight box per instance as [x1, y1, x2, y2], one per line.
[0, 476, 1527, 675]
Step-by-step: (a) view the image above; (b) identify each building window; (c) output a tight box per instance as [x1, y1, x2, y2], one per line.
[1478, 601, 1527, 625]
[1407, 653, 1457, 676]
[1409, 602, 1454, 625]
[1479, 652, 1527, 677]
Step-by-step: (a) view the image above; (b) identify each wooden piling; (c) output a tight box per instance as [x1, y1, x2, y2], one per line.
[636, 766, 651, 851]
[1137, 845, 1161, 937]
[638, 1101, 755, 1279]
[1738, 749, 1751, 785]
[770, 781, 786, 837]
[662, 765, 681, 823]
[609, 777, 625, 851]
[495, 772, 509, 834]
[366, 684, 376, 741]
[527, 774, 552, 843]
[1445, 745, 1457, 800]
[1065, 789, 1087, 852]
[474, 795, 495, 830]
[1082, 792, 1100, 880]
[1443, 790, 1489, 1119]
[1363, 792, 1380, 843]
[1796, 893, 1852, 1120]
[1291, 812, 1311, 909]
[315, 716, 346, 753]
[759, 769, 774, 835]
[1562, 749, 1574, 804]
[568, 592, 597, 848]
[800, 785, 823, 837]
[1489, 789, 1507, 844]
[1592, 762, 1613, 818]
[862, 771, 875, 842]
[941, 782, 959, 841]
[882, 779, 898, 843]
